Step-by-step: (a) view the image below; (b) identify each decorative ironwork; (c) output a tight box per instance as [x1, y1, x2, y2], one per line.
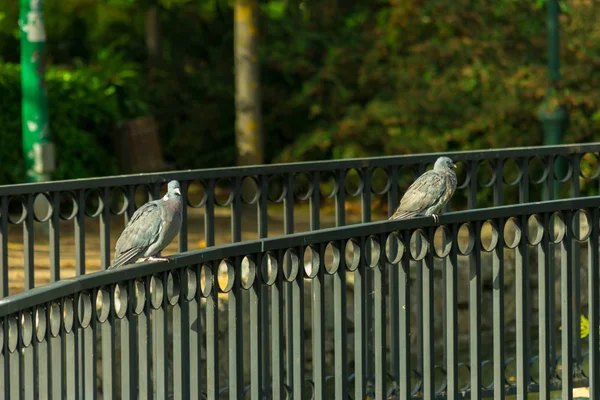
[0, 196, 598, 398]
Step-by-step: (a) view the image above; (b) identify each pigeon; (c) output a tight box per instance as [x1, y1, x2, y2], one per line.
[108, 180, 183, 269]
[389, 156, 457, 224]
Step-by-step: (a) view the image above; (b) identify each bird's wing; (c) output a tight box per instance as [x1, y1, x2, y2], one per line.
[390, 171, 446, 220]
[110, 201, 163, 268]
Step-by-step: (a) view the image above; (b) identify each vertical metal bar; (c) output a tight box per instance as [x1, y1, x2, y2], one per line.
[9, 315, 21, 400]
[179, 180, 189, 252]
[353, 237, 366, 400]
[126, 185, 136, 222]
[64, 301, 79, 400]
[545, 157, 557, 367]
[446, 224, 459, 400]
[362, 168, 374, 387]
[494, 159, 504, 206]
[153, 274, 169, 400]
[228, 175, 243, 398]
[283, 173, 295, 394]
[399, 230, 411, 399]
[250, 254, 263, 400]
[98, 188, 112, 400]
[23, 311, 37, 399]
[422, 228, 435, 398]
[229, 257, 244, 398]
[470, 219, 482, 400]
[271, 255, 284, 399]
[388, 166, 401, 391]
[177, 184, 191, 398]
[468, 159, 481, 400]
[374, 233, 387, 399]
[561, 211, 573, 400]
[388, 166, 399, 218]
[121, 283, 137, 399]
[589, 207, 600, 400]
[570, 155, 582, 368]
[174, 286, 190, 399]
[206, 263, 219, 399]
[491, 159, 505, 400]
[84, 292, 97, 400]
[545, 155, 556, 201]
[258, 175, 270, 393]
[75, 190, 86, 275]
[519, 157, 530, 204]
[493, 218, 505, 400]
[292, 248, 306, 400]
[205, 179, 215, 247]
[335, 169, 346, 226]
[0, 197, 8, 298]
[415, 164, 426, 384]
[102, 294, 116, 399]
[138, 278, 152, 399]
[334, 169, 348, 398]
[334, 239, 348, 399]
[172, 285, 184, 398]
[310, 171, 325, 400]
[231, 176, 242, 243]
[258, 174, 269, 238]
[0, 320, 6, 400]
[538, 212, 551, 400]
[189, 268, 201, 399]
[49, 192, 60, 282]
[23, 193, 35, 290]
[37, 311, 50, 399]
[50, 304, 64, 399]
[100, 188, 111, 270]
[516, 214, 530, 399]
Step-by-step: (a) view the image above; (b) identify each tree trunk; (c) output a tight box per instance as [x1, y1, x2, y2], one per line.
[234, 0, 264, 166]
[145, 3, 162, 68]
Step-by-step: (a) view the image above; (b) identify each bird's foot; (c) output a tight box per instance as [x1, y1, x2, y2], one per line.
[432, 214, 440, 224]
[148, 255, 171, 263]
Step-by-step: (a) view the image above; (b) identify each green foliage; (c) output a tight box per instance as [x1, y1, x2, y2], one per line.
[2, 0, 600, 185]
[0, 61, 148, 183]
[270, 0, 600, 163]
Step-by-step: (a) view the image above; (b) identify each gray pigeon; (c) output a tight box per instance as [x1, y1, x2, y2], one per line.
[109, 180, 183, 269]
[389, 157, 457, 223]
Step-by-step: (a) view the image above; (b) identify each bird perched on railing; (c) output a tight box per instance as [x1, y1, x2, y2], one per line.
[109, 180, 183, 269]
[389, 156, 457, 224]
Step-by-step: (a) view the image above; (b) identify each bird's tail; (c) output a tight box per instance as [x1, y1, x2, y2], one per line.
[109, 247, 142, 270]
[389, 210, 419, 221]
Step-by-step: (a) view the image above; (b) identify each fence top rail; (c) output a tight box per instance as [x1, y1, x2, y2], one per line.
[0, 143, 598, 196]
[1, 194, 598, 317]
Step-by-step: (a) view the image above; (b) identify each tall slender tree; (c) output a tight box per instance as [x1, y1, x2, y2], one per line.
[234, 0, 263, 166]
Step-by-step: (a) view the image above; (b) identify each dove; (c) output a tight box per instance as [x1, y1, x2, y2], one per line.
[109, 180, 183, 269]
[390, 157, 457, 223]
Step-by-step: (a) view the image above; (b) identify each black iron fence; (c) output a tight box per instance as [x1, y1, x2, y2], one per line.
[0, 197, 598, 399]
[2, 143, 600, 298]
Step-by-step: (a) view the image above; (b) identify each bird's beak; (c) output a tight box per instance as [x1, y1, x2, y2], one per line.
[174, 188, 181, 195]
[452, 163, 457, 169]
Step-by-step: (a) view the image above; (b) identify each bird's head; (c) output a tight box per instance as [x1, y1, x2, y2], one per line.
[434, 156, 456, 171]
[165, 180, 182, 198]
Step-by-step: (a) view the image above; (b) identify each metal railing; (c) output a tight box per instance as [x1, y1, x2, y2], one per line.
[2, 143, 600, 297]
[0, 196, 598, 399]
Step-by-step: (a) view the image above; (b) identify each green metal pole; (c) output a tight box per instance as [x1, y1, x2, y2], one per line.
[538, 0, 567, 199]
[19, 0, 54, 183]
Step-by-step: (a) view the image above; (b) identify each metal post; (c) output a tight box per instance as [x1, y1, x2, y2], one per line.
[538, 0, 567, 199]
[19, 0, 55, 184]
